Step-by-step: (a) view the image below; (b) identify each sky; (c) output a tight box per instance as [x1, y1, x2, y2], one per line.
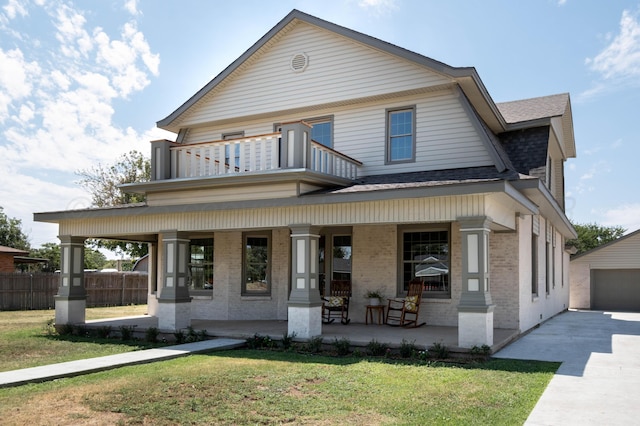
[1, 0, 640, 257]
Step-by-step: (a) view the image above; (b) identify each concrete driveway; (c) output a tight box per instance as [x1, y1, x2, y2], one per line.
[494, 310, 640, 425]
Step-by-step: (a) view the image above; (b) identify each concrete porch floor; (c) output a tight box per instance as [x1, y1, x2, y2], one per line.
[86, 315, 519, 353]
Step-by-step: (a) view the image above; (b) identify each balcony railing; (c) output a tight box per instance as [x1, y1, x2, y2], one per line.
[160, 124, 361, 181]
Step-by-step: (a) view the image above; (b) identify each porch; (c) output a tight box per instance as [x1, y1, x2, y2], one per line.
[85, 315, 519, 354]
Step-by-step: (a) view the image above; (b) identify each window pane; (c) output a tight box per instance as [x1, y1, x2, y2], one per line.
[311, 121, 332, 147]
[332, 235, 351, 281]
[402, 231, 449, 294]
[189, 238, 214, 291]
[245, 236, 269, 293]
[389, 109, 413, 161]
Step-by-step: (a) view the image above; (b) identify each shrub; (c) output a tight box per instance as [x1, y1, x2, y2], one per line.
[366, 339, 389, 357]
[399, 339, 418, 359]
[306, 336, 323, 353]
[429, 341, 449, 359]
[44, 318, 56, 336]
[74, 324, 89, 337]
[245, 333, 274, 349]
[174, 329, 186, 344]
[96, 326, 112, 339]
[333, 337, 351, 356]
[470, 344, 491, 360]
[119, 325, 135, 341]
[145, 327, 160, 343]
[281, 332, 296, 350]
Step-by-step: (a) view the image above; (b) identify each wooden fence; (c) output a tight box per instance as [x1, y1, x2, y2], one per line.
[0, 272, 148, 310]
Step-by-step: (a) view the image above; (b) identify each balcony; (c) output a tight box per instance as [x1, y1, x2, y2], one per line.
[151, 122, 362, 184]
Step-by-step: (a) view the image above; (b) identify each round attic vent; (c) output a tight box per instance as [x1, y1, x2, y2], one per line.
[290, 52, 308, 72]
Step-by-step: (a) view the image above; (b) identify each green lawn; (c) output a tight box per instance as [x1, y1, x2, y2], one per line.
[0, 307, 558, 425]
[0, 305, 149, 372]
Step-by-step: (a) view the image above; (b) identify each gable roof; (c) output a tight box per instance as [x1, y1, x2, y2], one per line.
[496, 93, 569, 123]
[157, 9, 506, 134]
[571, 228, 640, 261]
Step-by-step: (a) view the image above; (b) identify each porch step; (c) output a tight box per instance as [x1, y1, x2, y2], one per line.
[0, 338, 245, 388]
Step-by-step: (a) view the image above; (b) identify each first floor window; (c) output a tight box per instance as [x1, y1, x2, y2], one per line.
[401, 228, 450, 297]
[387, 107, 415, 163]
[532, 234, 539, 296]
[331, 235, 352, 281]
[243, 233, 270, 295]
[189, 238, 214, 293]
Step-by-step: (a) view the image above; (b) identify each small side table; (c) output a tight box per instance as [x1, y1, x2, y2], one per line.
[366, 305, 385, 325]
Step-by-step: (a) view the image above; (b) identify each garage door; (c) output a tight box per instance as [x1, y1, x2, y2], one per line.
[592, 269, 640, 311]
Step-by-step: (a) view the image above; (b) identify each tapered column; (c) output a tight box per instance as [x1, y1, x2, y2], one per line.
[54, 235, 87, 326]
[288, 224, 322, 339]
[457, 217, 495, 348]
[157, 231, 191, 331]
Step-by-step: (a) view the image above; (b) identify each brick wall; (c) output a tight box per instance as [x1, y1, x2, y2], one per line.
[490, 230, 520, 329]
[0, 253, 15, 273]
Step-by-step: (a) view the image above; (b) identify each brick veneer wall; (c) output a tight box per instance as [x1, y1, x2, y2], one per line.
[490, 231, 520, 329]
[0, 253, 15, 272]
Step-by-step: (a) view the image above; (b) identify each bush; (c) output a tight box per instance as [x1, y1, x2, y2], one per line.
[333, 337, 351, 356]
[96, 326, 112, 339]
[57, 323, 75, 336]
[366, 339, 389, 357]
[399, 339, 418, 359]
[145, 327, 160, 343]
[470, 344, 491, 359]
[429, 341, 449, 359]
[305, 336, 323, 353]
[174, 329, 186, 344]
[281, 332, 296, 350]
[246, 333, 274, 349]
[119, 325, 135, 341]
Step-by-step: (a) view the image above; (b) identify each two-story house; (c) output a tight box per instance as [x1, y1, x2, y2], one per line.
[35, 10, 576, 348]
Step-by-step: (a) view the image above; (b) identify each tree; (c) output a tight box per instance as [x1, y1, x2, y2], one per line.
[568, 222, 626, 255]
[76, 150, 151, 258]
[76, 150, 150, 207]
[0, 207, 30, 250]
[29, 242, 60, 272]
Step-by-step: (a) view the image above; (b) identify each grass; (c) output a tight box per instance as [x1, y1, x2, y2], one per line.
[0, 305, 149, 372]
[0, 307, 560, 425]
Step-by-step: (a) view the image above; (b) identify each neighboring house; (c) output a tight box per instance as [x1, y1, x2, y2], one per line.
[0, 246, 29, 272]
[570, 229, 640, 311]
[34, 10, 577, 348]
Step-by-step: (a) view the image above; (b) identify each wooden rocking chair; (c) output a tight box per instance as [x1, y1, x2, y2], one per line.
[322, 280, 351, 325]
[385, 280, 425, 327]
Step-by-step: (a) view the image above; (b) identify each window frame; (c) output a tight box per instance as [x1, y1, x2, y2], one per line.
[274, 115, 334, 148]
[222, 131, 244, 169]
[386, 106, 416, 164]
[188, 237, 214, 296]
[242, 231, 272, 296]
[397, 225, 451, 299]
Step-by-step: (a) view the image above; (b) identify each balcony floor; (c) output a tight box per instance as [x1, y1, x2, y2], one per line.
[86, 315, 519, 354]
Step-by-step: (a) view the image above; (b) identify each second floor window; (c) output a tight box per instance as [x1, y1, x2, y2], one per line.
[387, 107, 415, 163]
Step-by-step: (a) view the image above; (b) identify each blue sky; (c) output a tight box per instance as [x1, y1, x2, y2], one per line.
[1, 0, 639, 255]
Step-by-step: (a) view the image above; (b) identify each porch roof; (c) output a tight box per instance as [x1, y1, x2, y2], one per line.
[34, 168, 537, 224]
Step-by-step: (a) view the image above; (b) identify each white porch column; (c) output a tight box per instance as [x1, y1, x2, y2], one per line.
[54, 235, 87, 326]
[457, 217, 495, 348]
[157, 231, 192, 331]
[287, 224, 323, 339]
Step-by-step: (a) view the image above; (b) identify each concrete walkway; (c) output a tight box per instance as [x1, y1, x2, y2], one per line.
[494, 310, 640, 426]
[0, 338, 245, 388]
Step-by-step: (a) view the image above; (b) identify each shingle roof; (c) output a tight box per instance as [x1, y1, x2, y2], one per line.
[318, 166, 530, 195]
[0, 246, 28, 255]
[496, 93, 569, 124]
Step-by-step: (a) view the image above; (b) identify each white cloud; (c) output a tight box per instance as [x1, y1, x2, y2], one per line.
[582, 9, 640, 98]
[602, 203, 640, 233]
[357, 0, 398, 15]
[0, 2, 164, 247]
[573, 160, 610, 194]
[3, 0, 28, 20]
[0, 47, 40, 121]
[124, 0, 139, 16]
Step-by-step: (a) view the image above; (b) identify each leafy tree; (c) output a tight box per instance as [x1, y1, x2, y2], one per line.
[568, 222, 626, 255]
[84, 248, 107, 270]
[0, 207, 30, 250]
[29, 242, 60, 272]
[76, 150, 150, 207]
[76, 150, 150, 258]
